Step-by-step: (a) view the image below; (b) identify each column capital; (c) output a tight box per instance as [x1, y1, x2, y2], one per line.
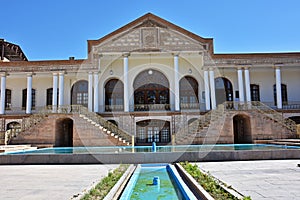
[58, 71, 66, 75]
[26, 72, 34, 77]
[0, 72, 7, 77]
[122, 52, 130, 57]
[172, 52, 180, 57]
[274, 65, 283, 70]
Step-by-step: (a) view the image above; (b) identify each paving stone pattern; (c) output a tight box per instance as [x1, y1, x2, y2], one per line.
[197, 160, 300, 200]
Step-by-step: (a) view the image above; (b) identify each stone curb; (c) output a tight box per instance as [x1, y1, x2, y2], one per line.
[104, 164, 136, 200]
[175, 163, 214, 200]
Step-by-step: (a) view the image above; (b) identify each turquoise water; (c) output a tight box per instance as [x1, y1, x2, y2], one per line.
[2, 144, 299, 155]
[122, 165, 183, 200]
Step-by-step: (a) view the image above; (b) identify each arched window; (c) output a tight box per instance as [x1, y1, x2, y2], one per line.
[71, 80, 88, 107]
[22, 89, 36, 109]
[46, 88, 59, 106]
[250, 84, 260, 101]
[180, 76, 199, 109]
[105, 79, 124, 111]
[273, 84, 288, 106]
[133, 69, 170, 111]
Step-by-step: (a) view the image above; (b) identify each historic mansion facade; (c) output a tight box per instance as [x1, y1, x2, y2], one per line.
[0, 13, 299, 147]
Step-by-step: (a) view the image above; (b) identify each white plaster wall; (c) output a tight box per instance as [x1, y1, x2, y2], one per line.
[281, 68, 300, 102]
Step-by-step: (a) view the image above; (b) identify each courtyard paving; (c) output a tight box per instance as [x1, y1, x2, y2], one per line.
[0, 160, 299, 199]
[0, 164, 118, 200]
[197, 160, 300, 200]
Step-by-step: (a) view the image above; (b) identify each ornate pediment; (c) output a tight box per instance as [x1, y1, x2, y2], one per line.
[90, 13, 211, 54]
[93, 26, 205, 53]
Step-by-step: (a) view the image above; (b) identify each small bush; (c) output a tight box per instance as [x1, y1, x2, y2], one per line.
[180, 162, 251, 200]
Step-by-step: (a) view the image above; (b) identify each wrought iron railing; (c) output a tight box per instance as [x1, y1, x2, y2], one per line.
[133, 104, 171, 111]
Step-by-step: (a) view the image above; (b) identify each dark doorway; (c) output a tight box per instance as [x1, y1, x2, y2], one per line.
[55, 118, 73, 147]
[233, 115, 252, 144]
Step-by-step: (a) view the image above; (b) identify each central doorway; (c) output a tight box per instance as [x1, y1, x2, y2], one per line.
[55, 118, 73, 147]
[233, 114, 252, 144]
[136, 119, 171, 145]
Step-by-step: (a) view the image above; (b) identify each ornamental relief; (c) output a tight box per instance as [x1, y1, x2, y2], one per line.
[93, 27, 205, 53]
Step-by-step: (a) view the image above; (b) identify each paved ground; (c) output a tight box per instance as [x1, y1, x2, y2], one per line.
[0, 164, 119, 200]
[197, 160, 300, 200]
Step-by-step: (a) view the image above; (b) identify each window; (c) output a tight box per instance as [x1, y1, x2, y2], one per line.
[0, 89, 12, 109]
[46, 88, 59, 106]
[179, 76, 199, 107]
[136, 120, 170, 144]
[71, 80, 88, 107]
[22, 89, 36, 109]
[273, 84, 288, 106]
[105, 79, 124, 111]
[250, 84, 260, 101]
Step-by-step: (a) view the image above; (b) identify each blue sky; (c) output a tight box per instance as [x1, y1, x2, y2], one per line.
[1, 0, 300, 60]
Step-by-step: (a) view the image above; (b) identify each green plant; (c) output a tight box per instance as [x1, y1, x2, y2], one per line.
[180, 162, 251, 200]
[81, 164, 129, 200]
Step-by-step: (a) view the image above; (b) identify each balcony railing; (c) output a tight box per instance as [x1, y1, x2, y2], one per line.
[133, 104, 171, 111]
[104, 105, 124, 112]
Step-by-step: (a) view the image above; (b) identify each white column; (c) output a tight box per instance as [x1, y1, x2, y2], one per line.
[52, 73, 58, 110]
[93, 72, 99, 112]
[174, 54, 180, 111]
[58, 72, 64, 106]
[26, 73, 32, 114]
[204, 70, 211, 110]
[0, 74, 6, 114]
[275, 67, 282, 109]
[123, 54, 129, 112]
[88, 72, 93, 112]
[237, 67, 245, 103]
[244, 67, 251, 102]
[209, 68, 216, 109]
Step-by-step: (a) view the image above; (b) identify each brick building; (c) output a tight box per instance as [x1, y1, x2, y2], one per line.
[0, 13, 299, 147]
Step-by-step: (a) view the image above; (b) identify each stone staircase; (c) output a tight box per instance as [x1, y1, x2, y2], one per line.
[175, 104, 225, 145]
[9, 105, 133, 147]
[175, 102, 297, 145]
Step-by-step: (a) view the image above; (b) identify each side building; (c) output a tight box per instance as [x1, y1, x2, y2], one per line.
[0, 13, 299, 147]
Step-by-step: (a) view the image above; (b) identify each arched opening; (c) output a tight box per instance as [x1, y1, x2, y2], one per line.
[55, 118, 73, 147]
[215, 77, 233, 106]
[71, 80, 88, 107]
[108, 120, 118, 127]
[233, 114, 252, 144]
[134, 69, 170, 111]
[105, 79, 124, 111]
[180, 76, 199, 109]
[6, 122, 21, 132]
[136, 119, 171, 145]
